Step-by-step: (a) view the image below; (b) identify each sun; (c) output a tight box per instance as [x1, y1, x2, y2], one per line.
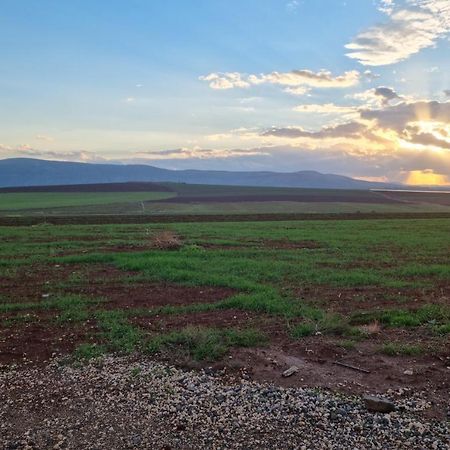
[406, 170, 450, 186]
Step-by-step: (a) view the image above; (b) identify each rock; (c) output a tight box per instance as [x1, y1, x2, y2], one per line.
[403, 369, 414, 376]
[363, 395, 396, 413]
[282, 366, 299, 377]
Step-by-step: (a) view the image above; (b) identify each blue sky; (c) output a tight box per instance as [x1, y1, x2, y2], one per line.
[1, 0, 450, 184]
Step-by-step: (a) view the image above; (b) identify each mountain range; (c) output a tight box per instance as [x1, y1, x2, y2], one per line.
[0, 157, 398, 190]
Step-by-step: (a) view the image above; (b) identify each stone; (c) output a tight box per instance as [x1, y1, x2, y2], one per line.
[403, 369, 414, 376]
[282, 366, 299, 377]
[363, 395, 396, 413]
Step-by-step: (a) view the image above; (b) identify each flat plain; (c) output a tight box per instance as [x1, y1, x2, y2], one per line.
[1, 186, 449, 448]
[1, 219, 449, 399]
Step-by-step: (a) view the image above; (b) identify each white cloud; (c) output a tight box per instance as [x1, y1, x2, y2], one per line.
[286, 1, 300, 13]
[346, 0, 450, 66]
[35, 134, 55, 142]
[199, 72, 250, 89]
[293, 103, 358, 116]
[200, 69, 361, 92]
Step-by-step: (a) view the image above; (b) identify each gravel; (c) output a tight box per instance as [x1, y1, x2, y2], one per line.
[1, 356, 449, 449]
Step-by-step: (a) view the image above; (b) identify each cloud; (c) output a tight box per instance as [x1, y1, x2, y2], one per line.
[351, 86, 404, 107]
[286, 1, 300, 13]
[35, 134, 55, 142]
[346, 0, 450, 66]
[199, 72, 250, 89]
[200, 69, 360, 91]
[0, 144, 105, 162]
[360, 100, 450, 130]
[293, 103, 358, 117]
[406, 169, 450, 185]
[262, 121, 367, 139]
[133, 147, 269, 161]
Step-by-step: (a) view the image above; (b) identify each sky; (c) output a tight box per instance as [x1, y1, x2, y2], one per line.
[1, 0, 450, 184]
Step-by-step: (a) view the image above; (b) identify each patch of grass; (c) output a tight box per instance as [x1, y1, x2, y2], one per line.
[291, 322, 316, 337]
[55, 295, 92, 323]
[350, 304, 450, 328]
[96, 310, 143, 353]
[432, 323, 450, 335]
[73, 343, 106, 360]
[338, 339, 357, 350]
[146, 326, 266, 361]
[380, 342, 423, 356]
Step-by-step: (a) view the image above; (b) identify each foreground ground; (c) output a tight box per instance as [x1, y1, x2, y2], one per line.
[1, 217, 449, 448]
[1, 356, 449, 449]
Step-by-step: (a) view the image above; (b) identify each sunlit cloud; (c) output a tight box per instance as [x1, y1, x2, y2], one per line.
[293, 103, 358, 118]
[0, 144, 104, 162]
[200, 69, 361, 91]
[406, 169, 450, 185]
[346, 0, 450, 66]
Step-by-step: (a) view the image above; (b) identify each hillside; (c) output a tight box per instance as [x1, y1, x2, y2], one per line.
[0, 158, 396, 190]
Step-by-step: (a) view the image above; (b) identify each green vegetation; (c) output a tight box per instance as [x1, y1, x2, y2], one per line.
[380, 343, 423, 356]
[0, 191, 175, 211]
[351, 304, 450, 328]
[73, 343, 106, 360]
[0, 217, 449, 364]
[146, 327, 266, 361]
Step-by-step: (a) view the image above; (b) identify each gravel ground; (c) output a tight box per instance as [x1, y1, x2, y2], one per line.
[1, 356, 449, 449]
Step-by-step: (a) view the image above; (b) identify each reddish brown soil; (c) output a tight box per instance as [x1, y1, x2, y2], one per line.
[2, 261, 449, 418]
[296, 285, 450, 315]
[132, 309, 273, 334]
[72, 283, 236, 309]
[0, 317, 97, 367]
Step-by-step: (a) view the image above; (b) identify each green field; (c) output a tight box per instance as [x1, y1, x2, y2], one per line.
[1, 182, 450, 216]
[0, 191, 175, 211]
[1, 218, 449, 374]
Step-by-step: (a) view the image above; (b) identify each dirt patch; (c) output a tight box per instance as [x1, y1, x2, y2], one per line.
[72, 283, 236, 309]
[296, 285, 450, 315]
[132, 309, 271, 334]
[260, 239, 322, 250]
[0, 318, 97, 367]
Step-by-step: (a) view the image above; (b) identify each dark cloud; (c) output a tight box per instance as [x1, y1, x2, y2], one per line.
[360, 101, 450, 131]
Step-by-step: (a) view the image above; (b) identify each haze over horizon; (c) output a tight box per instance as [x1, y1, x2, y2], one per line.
[1, 0, 450, 185]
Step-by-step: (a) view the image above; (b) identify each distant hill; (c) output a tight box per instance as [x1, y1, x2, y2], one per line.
[0, 158, 398, 190]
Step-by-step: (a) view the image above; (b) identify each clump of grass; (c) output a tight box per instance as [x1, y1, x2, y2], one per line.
[338, 339, 357, 350]
[351, 304, 450, 328]
[146, 326, 266, 361]
[152, 231, 183, 250]
[96, 310, 143, 353]
[55, 295, 91, 323]
[432, 323, 450, 335]
[291, 322, 316, 338]
[73, 343, 106, 360]
[358, 321, 381, 335]
[380, 342, 423, 356]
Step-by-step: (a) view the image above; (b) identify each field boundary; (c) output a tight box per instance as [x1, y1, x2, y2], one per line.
[2, 211, 450, 226]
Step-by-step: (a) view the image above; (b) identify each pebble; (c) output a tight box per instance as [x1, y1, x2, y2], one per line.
[0, 356, 448, 449]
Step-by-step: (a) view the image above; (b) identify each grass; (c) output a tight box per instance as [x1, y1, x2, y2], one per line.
[1, 218, 449, 362]
[0, 192, 175, 211]
[146, 326, 266, 361]
[380, 342, 424, 356]
[351, 304, 450, 328]
[95, 310, 143, 353]
[73, 343, 106, 360]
